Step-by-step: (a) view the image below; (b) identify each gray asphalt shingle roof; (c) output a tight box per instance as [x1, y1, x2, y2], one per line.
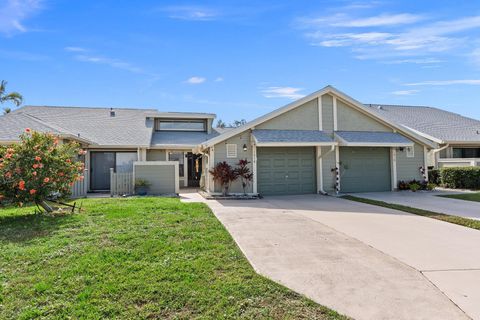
[335, 131, 412, 144]
[252, 129, 333, 143]
[366, 104, 480, 143]
[0, 112, 64, 142]
[151, 131, 220, 146]
[9, 106, 156, 146]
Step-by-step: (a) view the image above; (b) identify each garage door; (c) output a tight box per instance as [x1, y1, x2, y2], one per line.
[257, 147, 316, 196]
[339, 147, 391, 193]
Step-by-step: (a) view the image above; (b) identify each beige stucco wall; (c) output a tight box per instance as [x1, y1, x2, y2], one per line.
[337, 100, 391, 132]
[213, 132, 253, 193]
[257, 99, 319, 130]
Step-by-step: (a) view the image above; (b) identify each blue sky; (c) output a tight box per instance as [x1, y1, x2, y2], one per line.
[1, 0, 480, 123]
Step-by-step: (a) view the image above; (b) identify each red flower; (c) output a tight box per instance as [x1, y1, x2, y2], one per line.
[5, 153, 12, 159]
[32, 164, 39, 169]
[43, 177, 50, 183]
[5, 172, 12, 178]
[35, 156, 42, 161]
[66, 159, 71, 163]
[25, 128, 31, 133]
[32, 171, 37, 176]
[29, 189, 37, 195]
[18, 180, 25, 191]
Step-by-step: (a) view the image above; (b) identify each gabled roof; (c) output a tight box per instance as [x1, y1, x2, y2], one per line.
[201, 86, 437, 149]
[366, 104, 480, 144]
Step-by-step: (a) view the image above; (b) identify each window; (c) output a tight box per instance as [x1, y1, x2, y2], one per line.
[156, 119, 206, 131]
[168, 152, 184, 177]
[453, 148, 480, 158]
[226, 144, 237, 158]
[406, 146, 414, 158]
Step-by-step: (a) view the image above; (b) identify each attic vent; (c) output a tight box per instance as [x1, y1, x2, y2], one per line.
[110, 108, 115, 117]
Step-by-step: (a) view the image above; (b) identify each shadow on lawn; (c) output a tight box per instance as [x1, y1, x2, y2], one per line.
[0, 212, 75, 243]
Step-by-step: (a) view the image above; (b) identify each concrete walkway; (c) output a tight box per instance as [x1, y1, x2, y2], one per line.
[182, 193, 474, 320]
[354, 190, 480, 220]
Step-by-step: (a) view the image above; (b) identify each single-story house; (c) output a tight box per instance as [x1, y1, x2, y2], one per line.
[1, 85, 479, 196]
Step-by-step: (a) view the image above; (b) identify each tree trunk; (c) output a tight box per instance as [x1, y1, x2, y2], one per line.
[37, 200, 54, 213]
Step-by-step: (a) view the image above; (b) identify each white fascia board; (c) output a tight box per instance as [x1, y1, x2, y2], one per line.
[444, 141, 480, 145]
[256, 142, 338, 147]
[201, 86, 333, 148]
[326, 87, 438, 149]
[87, 145, 148, 149]
[146, 112, 216, 119]
[399, 125, 444, 144]
[201, 85, 437, 150]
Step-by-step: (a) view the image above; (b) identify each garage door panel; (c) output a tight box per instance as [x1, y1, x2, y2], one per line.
[340, 147, 391, 193]
[257, 147, 316, 196]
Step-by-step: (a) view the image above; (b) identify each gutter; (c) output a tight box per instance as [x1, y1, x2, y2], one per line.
[431, 143, 450, 166]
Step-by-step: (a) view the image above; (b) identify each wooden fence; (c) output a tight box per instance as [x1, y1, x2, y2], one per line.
[70, 169, 89, 198]
[110, 168, 134, 196]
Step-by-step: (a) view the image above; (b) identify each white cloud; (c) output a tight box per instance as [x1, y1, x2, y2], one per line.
[64, 46, 87, 52]
[261, 87, 305, 99]
[214, 77, 224, 82]
[185, 76, 206, 84]
[0, 0, 43, 35]
[406, 80, 480, 86]
[299, 11, 480, 61]
[383, 58, 443, 64]
[332, 13, 423, 27]
[73, 54, 146, 74]
[161, 6, 219, 21]
[391, 89, 419, 95]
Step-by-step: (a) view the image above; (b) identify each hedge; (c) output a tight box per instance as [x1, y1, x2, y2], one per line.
[429, 169, 440, 185]
[439, 167, 480, 189]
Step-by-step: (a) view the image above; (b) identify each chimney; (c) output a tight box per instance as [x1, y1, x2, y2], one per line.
[110, 107, 115, 117]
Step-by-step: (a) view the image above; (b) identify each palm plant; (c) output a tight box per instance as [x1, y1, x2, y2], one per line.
[1, 80, 23, 114]
[235, 159, 253, 195]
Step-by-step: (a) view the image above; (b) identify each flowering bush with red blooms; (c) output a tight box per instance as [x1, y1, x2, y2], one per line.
[0, 129, 85, 210]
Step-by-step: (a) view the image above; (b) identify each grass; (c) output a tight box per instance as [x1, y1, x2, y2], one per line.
[438, 192, 480, 203]
[0, 198, 345, 320]
[342, 195, 480, 231]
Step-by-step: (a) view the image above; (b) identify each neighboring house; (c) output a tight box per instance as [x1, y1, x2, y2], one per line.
[3, 85, 475, 196]
[366, 104, 480, 168]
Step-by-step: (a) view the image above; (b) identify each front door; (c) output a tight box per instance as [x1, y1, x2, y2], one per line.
[91, 152, 115, 191]
[187, 153, 202, 187]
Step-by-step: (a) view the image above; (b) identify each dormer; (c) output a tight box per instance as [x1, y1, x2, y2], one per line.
[147, 112, 216, 134]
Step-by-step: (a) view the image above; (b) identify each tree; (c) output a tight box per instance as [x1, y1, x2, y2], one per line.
[209, 161, 238, 196]
[0, 129, 85, 212]
[232, 119, 247, 127]
[216, 119, 226, 128]
[235, 159, 253, 195]
[1, 80, 23, 114]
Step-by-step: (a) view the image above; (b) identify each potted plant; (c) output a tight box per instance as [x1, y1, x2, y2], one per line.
[135, 179, 150, 196]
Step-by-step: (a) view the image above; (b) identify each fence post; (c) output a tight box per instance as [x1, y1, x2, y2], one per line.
[110, 168, 115, 197]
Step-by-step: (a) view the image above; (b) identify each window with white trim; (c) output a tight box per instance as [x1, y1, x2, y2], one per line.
[406, 146, 414, 158]
[226, 144, 237, 158]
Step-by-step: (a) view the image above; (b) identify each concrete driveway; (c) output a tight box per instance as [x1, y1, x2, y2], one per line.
[196, 194, 480, 320]
[353, 190, 480, 220]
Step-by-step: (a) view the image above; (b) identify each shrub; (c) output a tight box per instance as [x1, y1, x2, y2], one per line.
[209, 161, 238, 196]
[0, 129, 85, 211]
[235, 159, 253, 195]
[409, 182, 421, 192]
[429, 169, 440, 185]
[439, 167, 480, 189]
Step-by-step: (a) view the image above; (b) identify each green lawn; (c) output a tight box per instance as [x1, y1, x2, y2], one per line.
[438, 192, 480, 203]
[0, 198, 345, 320]
[342, 195, 480, 231]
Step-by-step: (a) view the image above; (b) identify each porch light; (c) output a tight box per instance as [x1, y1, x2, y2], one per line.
[243, 144, 247, 151]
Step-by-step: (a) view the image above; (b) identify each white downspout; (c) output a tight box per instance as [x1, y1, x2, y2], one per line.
[317, 144, 336, 194]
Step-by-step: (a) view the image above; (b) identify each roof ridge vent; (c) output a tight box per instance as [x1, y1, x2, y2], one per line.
[110, 107, 115, 117]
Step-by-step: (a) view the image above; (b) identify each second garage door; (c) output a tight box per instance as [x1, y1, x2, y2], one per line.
[257, 147, 316, 196]
[339, 147, 391, 193]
